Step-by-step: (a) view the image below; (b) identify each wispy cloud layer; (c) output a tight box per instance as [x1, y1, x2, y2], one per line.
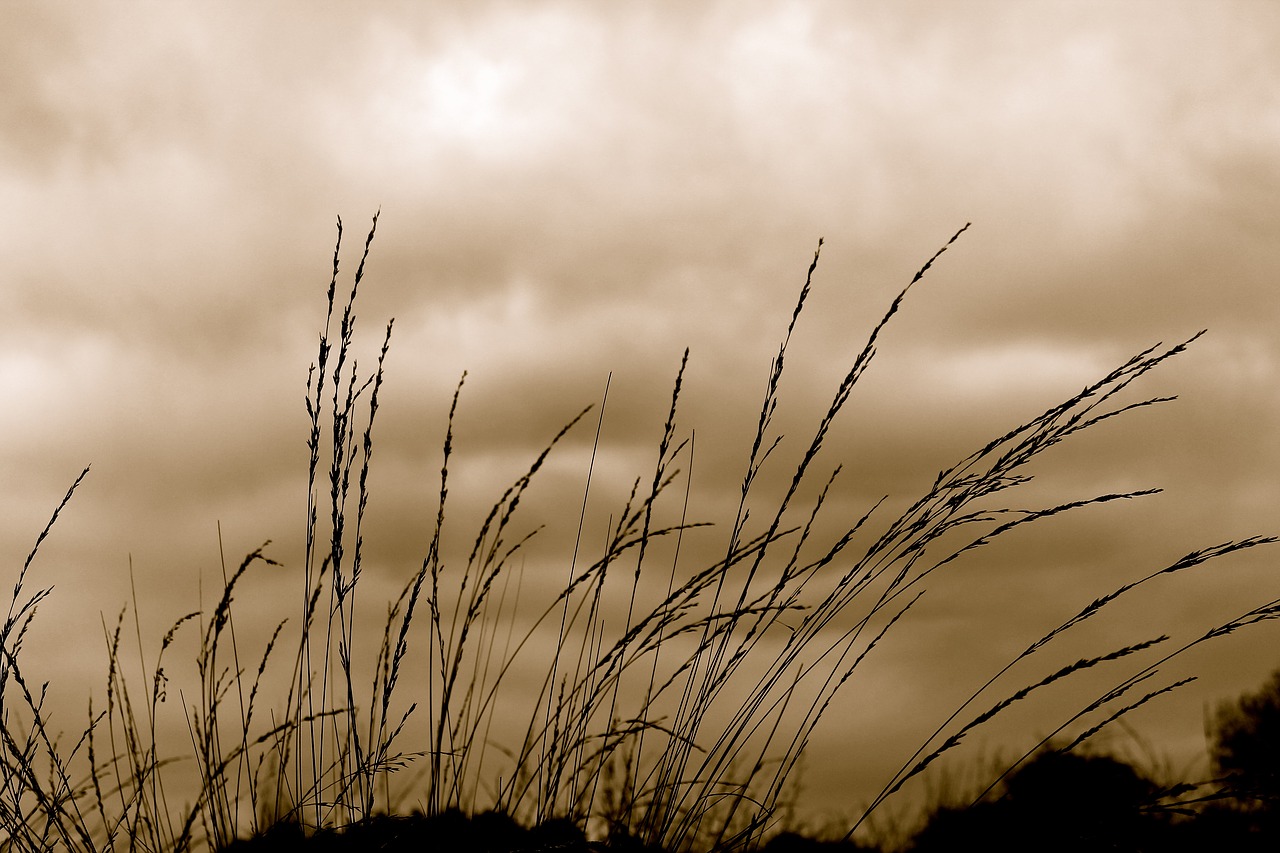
[3, 0, 1279, 821]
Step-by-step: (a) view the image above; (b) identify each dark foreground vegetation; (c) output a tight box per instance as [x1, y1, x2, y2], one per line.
[3, 217, 1277, 851]
[223, 665, 1280, 851]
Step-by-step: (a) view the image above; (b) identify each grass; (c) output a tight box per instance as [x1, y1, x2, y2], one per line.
[2, 215, 1276, 852]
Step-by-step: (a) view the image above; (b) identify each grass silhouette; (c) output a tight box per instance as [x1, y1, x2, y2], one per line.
[2, 216, 1276, 852]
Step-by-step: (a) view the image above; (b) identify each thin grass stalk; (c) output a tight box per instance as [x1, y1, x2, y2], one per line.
[538, 375, 611, 819]
[646, 226, 969, 849]
[640, 242, 822, 845]
[297, 216, 344, 824]
[433, 407, 592, 813]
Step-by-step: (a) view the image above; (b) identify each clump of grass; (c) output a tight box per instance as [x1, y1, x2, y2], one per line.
[2, 216, 1275, 852]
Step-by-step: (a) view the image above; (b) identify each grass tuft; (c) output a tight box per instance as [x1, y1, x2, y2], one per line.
[2, 218, 1275, 852]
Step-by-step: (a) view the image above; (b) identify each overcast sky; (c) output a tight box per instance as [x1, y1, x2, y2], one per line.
[4, 0, 1280, 834]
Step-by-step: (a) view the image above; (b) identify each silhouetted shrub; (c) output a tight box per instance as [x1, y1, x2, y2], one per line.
[1188, 666, 1280, 845]
[1212, 666, 1280, 808]
[758, 830, 879, 853]
[908, 751, 1174, 853]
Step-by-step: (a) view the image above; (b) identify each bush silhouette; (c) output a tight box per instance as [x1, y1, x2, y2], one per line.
[1189, 665, 1280, 846]
[1212, 666, 1280, 808]
[757, 831, 879, 853]
[898, 666, 1280, 852]
[907, 751, 1174, 853]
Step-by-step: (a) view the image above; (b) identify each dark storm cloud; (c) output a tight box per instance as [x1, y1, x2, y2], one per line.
[3, 0, 1279, 823]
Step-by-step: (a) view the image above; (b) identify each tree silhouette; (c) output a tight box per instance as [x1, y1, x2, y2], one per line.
[907, 751, 1176, 852]
[896, 667, 1280, 853]
[1193, 664, 1280, 851]
[1211, 666, 1280, 808]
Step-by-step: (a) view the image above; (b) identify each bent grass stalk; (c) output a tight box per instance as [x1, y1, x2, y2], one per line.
[2, 218, 1276, 852]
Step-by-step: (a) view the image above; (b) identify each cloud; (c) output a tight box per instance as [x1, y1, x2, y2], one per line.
[3, 0, 1279, 829]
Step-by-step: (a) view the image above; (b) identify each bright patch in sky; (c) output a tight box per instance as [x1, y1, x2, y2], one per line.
[421, 52, 518, 142]
[916, 341, 1111, 402]
[367, 11, 591, 164]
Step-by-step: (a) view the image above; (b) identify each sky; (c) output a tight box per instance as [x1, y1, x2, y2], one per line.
[3, 0, 1280, 837]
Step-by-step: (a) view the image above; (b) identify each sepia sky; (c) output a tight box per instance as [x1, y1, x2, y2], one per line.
[4, 0, 1280, 831]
